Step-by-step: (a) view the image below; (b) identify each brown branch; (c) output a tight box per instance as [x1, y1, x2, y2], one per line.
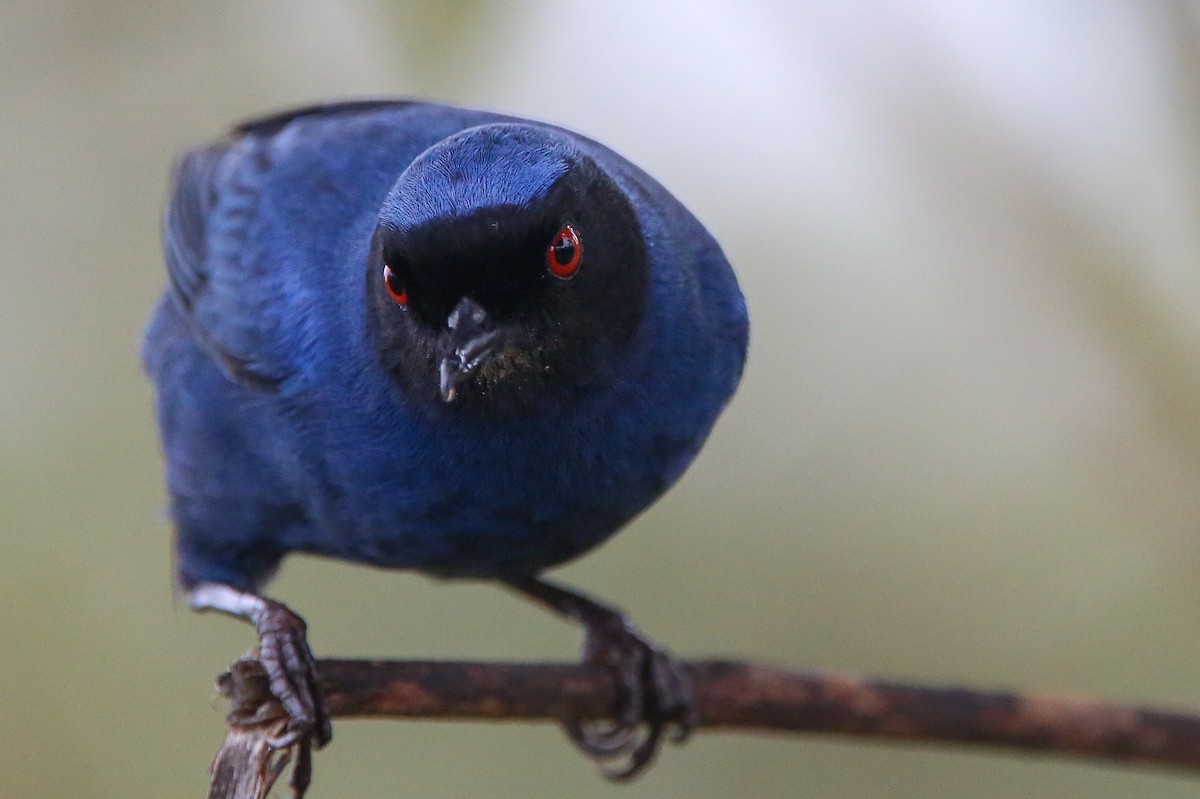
[208, 657, 1200, 798]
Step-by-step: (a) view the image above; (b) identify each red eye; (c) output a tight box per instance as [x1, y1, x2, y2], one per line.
[546, 224, 582, 278]
[383, 264, 408, 307]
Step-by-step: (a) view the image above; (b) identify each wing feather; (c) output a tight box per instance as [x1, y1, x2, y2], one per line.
[162, 138, 290, 389]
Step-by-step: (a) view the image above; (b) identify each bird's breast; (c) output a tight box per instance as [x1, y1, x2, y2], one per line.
[289, 387, 687, 577]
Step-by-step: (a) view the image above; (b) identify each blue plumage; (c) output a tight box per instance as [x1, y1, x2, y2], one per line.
[145, 100, 747, 789]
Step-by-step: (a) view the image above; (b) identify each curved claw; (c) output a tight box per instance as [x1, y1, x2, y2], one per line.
[564, 720, 661, 780]
[564, 717, 642, 758]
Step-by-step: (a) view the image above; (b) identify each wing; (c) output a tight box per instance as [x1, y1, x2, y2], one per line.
[162, 137, 295, 389]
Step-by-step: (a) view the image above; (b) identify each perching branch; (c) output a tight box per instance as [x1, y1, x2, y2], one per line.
[208, 657, 1200, 798]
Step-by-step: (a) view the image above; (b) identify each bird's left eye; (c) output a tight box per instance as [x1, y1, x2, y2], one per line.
[546, 224, 582, 278]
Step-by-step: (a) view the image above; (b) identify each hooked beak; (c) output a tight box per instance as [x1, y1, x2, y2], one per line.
[439, 296, 502, 402]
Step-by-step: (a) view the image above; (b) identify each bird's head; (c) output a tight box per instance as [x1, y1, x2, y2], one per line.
[367, 123, 648, 414]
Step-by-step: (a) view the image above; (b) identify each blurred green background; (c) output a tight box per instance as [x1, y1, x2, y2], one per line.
[4, 2, 1200, 797]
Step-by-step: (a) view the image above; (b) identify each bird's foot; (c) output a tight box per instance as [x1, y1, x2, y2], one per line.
[502, 576, 695, 778]
[254, 599, 332, 749]
[565, 606, 697, 780]
[188, 584, 330, 797]
[252, 600, 330, 797]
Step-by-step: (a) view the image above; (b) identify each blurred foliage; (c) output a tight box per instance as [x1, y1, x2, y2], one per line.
[2, 2, 1200, 797]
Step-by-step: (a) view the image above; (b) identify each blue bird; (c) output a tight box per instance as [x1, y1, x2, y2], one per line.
[144, 99, 748, 793]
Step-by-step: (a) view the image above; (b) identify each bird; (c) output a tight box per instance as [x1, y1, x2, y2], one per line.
[144, 99, 748, 794]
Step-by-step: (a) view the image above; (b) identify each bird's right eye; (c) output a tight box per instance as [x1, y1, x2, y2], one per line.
[383, 264, 409, 307]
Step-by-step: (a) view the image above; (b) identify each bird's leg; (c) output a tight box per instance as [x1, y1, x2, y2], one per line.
[503, 575, 697, 779]
[187, 583, 331, 794]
